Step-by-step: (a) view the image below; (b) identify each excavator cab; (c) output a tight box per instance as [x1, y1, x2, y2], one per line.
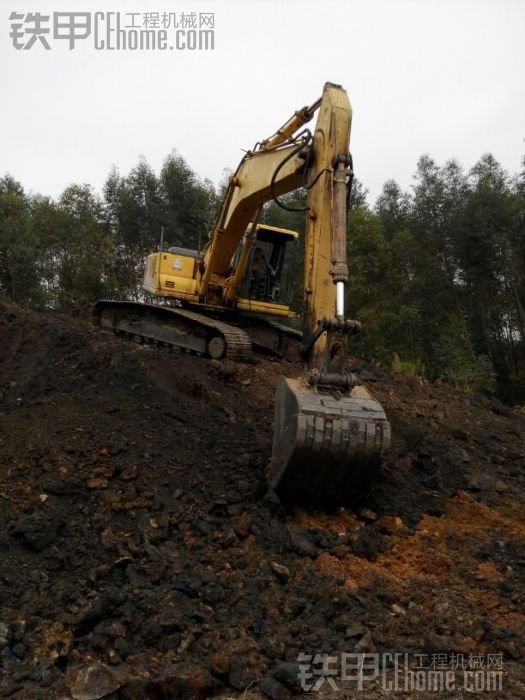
[234, 224, 298, 317]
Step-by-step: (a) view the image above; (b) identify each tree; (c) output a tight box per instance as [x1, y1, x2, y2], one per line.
[52, 184, 112, 305]
[160, 150, 217, 251]
[375, 179, 410, 241]
[0, 176, 44, 305]
[103, 159, 164, 298]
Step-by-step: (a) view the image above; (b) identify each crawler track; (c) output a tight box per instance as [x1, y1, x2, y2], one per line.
[93, 300, 252, 359]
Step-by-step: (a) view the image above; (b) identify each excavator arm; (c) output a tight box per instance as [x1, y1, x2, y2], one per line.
[201, 82, 391, 502]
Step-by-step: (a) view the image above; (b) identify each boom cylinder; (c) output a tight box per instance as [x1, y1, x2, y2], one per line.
[260, 97, 322, 150]
[331, 158, 350, 285]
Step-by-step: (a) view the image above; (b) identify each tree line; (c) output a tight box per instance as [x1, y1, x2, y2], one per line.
[1, 150, 524, 400]
[0, 152, 216, 308]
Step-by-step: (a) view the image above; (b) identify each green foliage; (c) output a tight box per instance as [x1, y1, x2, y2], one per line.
[0, 176, 46, 305]
[367, 154, 524, 397]
[160, 150, 217, 250]
[391, 353, 426, 378]
[434, 321, 496, 393]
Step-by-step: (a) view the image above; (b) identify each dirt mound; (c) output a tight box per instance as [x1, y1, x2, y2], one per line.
[0, 304, 524, 698]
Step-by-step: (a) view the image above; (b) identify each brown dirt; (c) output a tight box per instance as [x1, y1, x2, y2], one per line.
[0, 300, 524, 698]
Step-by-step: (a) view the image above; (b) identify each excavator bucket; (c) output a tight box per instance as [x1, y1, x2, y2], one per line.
[268, 376, 391, 504]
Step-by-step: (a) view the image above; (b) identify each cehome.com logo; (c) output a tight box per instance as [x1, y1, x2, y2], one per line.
[9, 11, 215, 51]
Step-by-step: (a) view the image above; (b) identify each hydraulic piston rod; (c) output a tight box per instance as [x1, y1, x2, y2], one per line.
[336, 281, 345, 318]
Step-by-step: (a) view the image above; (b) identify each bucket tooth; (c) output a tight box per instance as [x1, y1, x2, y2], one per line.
[268, 376, 391, 504]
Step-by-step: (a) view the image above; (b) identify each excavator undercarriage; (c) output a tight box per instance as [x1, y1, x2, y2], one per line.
[93, 300, 302, 360]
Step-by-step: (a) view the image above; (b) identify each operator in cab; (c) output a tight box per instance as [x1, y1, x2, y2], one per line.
[250, 247, 276, 299]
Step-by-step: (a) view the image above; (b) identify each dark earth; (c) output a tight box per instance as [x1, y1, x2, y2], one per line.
[0, 300, 524, 698]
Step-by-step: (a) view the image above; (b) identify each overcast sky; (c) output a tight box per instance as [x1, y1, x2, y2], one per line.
[1, 0, 524, 205]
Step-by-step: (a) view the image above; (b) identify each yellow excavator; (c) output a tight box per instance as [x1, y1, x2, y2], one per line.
[94, 82, 391, 502]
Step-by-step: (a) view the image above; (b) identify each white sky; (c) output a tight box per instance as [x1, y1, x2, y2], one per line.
[1, 0, 524, 204]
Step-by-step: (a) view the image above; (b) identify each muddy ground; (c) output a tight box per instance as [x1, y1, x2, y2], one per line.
[0, 300, 524, 698]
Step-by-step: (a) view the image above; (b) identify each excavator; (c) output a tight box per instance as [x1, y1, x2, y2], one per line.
[94, 82, 391, 503]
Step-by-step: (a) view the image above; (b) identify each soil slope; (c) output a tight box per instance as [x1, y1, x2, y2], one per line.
[0, 301, 523, 698]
